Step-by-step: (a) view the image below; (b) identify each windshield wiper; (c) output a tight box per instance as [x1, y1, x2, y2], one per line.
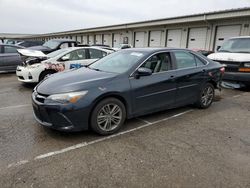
[87, 66, 101, 71]
[233, 51, 250, 53]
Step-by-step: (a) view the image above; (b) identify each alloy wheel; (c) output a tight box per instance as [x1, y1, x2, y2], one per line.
[201, 85, 214, 106]
[97, 103, 122, 131]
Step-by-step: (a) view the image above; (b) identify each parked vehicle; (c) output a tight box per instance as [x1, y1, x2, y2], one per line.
[16, 47, 113, 83]
[92, 44, 116, 52]
[208, 36, 250, 87]
[0, 44, 24, 72]
[113, 44, 132, 51]
[28, 39, 78, 54]
[16, 40, 44, 48]
[32, 48, 224, 135]
[5, 39, 23, 45]
[192, 49, 214, 57]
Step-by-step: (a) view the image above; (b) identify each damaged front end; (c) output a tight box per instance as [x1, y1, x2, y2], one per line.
[17, 49, 48, 66]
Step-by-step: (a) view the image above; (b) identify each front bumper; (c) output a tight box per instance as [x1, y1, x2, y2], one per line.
[16, 66, 40, 83]
[223, 72, 250, 84]
[32, 92, 91, 132]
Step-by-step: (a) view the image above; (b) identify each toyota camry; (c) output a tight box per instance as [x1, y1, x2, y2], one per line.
[32, 48, 224, 135]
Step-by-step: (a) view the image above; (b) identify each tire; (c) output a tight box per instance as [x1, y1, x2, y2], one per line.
[196, 83, 215, 109]
[90, 98, 126, 135]
[39, 70, 55, 82]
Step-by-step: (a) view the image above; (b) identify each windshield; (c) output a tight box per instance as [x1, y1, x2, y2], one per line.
[89, 51, 146, 74]
[43, 40, 60, 49]
[219, 38, 250, 53]
[47, 48, 69, 58]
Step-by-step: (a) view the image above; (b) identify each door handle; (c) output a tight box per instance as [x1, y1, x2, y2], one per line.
[170, 75, 175, 79]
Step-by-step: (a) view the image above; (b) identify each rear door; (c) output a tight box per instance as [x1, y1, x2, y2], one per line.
[129, 52, 177, 115]
[172, 50, 207, 105]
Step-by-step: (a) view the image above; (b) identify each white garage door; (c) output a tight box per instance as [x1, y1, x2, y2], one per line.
[149, 30, 162, 47]
[187, 27, 208, 49]
[95, 35, 102, 44]
[113, 34, 121, 48]
[103, 34, 111, 46]
[76, 36, 82, 43]
[82, 36, 88, 44]
[88, 35, 94, 45]
[214, 25, 241, 50]
[134, 31, 145, 48]
[166, 29, 182, 48]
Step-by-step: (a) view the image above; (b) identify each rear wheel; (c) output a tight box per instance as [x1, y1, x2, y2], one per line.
[90, 98, 126, 135]
[39, 70, 55, 82]
[196, 83, 215, 109]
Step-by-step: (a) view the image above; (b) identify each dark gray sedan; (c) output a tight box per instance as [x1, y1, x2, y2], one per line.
[0, 44, 24, 72]
[32, 48, 224, 135]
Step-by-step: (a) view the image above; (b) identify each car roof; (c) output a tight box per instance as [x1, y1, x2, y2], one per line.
[47, 39, 77, 42]
[51, 46, 113, 54]
[230, 36, 250, 39]
[122, 47, 191, 53]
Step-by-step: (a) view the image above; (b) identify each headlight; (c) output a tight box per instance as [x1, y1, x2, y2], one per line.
[45, 91, 88, 104]
[244, 63, 250, 68]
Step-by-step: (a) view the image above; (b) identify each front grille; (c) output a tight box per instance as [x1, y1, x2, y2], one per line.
[18, 76, 24, 80]
[216, 61, 241, 72]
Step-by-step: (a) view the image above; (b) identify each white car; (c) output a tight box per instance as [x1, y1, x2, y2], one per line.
[16, 47, 113, 83]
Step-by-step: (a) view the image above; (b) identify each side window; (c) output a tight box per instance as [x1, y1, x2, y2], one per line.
[174, 51, 196, 69]
[89, 49, 104, 59]
[141, 52, 171, 73]
[195, 56, 206, 66]
[4, 46, 18, 53]
[60, 43, 69, 49]
[62, 49, 86, 61]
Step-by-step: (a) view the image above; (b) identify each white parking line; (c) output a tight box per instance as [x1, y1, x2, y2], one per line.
[0, 104, 30, 111]
[6, 109, 193, 169]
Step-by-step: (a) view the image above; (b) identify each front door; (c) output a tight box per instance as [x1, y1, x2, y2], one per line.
[130, 52, 177, 116]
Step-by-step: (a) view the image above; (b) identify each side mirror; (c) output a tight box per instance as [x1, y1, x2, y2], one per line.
[216, 46, 221, 51]
[61, 56, 69, 61]
[135, 67, 152, 79]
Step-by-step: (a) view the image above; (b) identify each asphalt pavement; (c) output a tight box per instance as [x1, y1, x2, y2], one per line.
[0, 74, 249, 188]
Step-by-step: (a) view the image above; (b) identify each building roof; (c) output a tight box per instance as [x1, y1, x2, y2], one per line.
[8, 7, 250, 38]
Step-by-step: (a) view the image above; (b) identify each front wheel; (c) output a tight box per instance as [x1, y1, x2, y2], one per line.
[39, 70, 55, 82]
[90, 98, 126, 135]
[196, 83, 215, 109]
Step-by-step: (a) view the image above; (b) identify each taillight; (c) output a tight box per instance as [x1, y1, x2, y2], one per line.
[220, 67, 225, 75]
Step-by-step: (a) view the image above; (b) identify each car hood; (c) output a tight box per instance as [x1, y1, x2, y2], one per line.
[28, 45, 52, 51]
[17, 49, 47, 58]
[208, 52, 250, 62]
[36, 68, 117, 95]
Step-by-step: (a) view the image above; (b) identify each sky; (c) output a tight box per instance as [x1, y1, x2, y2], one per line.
[0, 0, 250, 34]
